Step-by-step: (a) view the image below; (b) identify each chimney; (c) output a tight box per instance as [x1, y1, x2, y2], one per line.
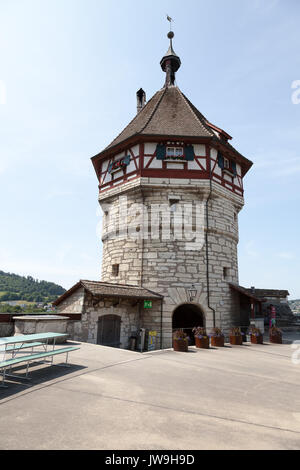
[251, 286, 255, 295]
[136, 88, 146, 114]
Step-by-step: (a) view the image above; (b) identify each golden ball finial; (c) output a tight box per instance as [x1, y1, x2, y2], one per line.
[167, 31, 174, 39]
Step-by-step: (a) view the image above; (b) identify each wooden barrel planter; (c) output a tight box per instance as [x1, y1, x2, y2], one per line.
[251, 334, 263, 344]
[270, 334, 282, 344]
[210, 336, 225, 347]
[195, 336, 209, 349]
[230, 335, 243, 345]
[173, 339, 188, 352]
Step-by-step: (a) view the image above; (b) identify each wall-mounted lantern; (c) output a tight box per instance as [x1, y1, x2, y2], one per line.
[188, 284, 197, 302]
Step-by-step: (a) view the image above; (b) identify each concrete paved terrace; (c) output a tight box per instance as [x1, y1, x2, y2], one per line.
[0, 335, 300, 450]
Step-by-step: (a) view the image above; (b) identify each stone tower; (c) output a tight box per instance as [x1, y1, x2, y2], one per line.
[91, 31, 252, 348]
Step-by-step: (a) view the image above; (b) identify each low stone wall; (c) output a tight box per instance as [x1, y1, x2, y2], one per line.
[13, 315, 70, 343]
[0, 311, 83, 344]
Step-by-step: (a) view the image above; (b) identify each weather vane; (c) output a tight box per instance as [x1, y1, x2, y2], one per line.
[166, 14, 173, 31]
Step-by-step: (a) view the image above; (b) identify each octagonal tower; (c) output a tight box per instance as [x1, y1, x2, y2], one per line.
[91, 31, 252, 348]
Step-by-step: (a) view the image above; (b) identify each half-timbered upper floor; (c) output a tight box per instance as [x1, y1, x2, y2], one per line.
[91, 27, 252, 199]
[91, 86, 252, 199]
[94, 141, 244, 198]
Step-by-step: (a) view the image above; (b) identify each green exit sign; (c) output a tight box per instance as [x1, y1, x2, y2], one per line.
[144, 300, 152, 309]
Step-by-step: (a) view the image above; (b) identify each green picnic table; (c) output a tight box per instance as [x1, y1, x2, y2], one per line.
[0, 332, 80, 387]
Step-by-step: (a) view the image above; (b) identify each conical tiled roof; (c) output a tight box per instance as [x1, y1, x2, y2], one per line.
[92, 83, 252, 177]
[105, 86, 217, 151]
[91, 28, 253, 177]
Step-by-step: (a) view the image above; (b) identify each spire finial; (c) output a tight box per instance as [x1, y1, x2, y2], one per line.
[160, 16, 181, 87]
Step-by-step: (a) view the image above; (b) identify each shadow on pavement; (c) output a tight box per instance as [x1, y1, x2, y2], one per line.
[0, 362, 86, 400]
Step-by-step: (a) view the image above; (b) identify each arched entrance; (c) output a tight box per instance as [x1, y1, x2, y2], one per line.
[97, 314, 121, 348]
[172, 303, 204, 345]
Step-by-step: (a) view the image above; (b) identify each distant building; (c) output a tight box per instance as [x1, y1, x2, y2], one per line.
[1, 301, 27, 308]
[243, 288, 297, 326]
[290, 300, 300, 316]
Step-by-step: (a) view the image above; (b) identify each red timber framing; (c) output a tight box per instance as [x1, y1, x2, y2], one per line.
[210, 149, 244, 195]
[92, 135, 252, 197]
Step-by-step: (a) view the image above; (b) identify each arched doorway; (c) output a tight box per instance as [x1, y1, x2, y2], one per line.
[172, 303, 204, 345]
[97, 314, 121, 348]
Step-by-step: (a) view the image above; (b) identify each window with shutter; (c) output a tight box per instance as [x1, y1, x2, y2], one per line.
[123, 155, 131, 166]
[156, 144, 166, 160]
[217, 152, 224, 169]
[184, 145, 195, 161]
[224, 158, 230, 169]
[108, 155, 131, 173]
[166, 147, 184, 159]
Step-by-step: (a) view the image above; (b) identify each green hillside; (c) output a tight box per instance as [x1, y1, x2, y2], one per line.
[0, 271, 66, 303]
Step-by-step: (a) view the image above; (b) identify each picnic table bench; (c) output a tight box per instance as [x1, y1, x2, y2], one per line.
[0, 332, 80, 387]
[5, 342, 44, 353]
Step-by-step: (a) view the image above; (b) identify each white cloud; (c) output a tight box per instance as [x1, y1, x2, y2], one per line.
[253, 153, 300, 178]
[277, 252, 295, 260]
[253, 0, 280, 10]
[0, 80, 7, 105]
[45, 189, 74, 200]
[273, 163, 300, 177]
[245, 241, 259, 258]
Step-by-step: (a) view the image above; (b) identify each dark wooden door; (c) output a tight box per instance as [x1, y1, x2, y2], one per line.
[97, 315, 121, 348]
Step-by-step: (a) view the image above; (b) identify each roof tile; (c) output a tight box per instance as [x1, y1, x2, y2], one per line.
[105, 86, 214, 150]
[53, 280, 162, 306]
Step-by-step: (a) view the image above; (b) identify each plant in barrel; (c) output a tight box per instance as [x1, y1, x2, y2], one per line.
[193, 326, 209, 349]
[248, 325, 263, 344]
[229, 327, 243, 345]
[173, 329, 189, 352]
[209, 327, 225, 347]
[269, 326, 282, 344]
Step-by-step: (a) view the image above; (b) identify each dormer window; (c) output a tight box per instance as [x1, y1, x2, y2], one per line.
[166, 147, 184, 158]
[217, 152, 237, 176]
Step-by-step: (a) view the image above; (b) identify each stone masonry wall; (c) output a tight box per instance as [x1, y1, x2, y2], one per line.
[80, 291, 154, 348]
[100, 188, 143, 285]
[99, 174, 244, 348]
[56, 287, 85, 315]
[55, 286, 161, 348]
[0, 322, 14, 337]
[55, 287, 85, 341]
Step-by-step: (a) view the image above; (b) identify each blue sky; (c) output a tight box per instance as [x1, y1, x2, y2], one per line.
[0, 0, 299, 298]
